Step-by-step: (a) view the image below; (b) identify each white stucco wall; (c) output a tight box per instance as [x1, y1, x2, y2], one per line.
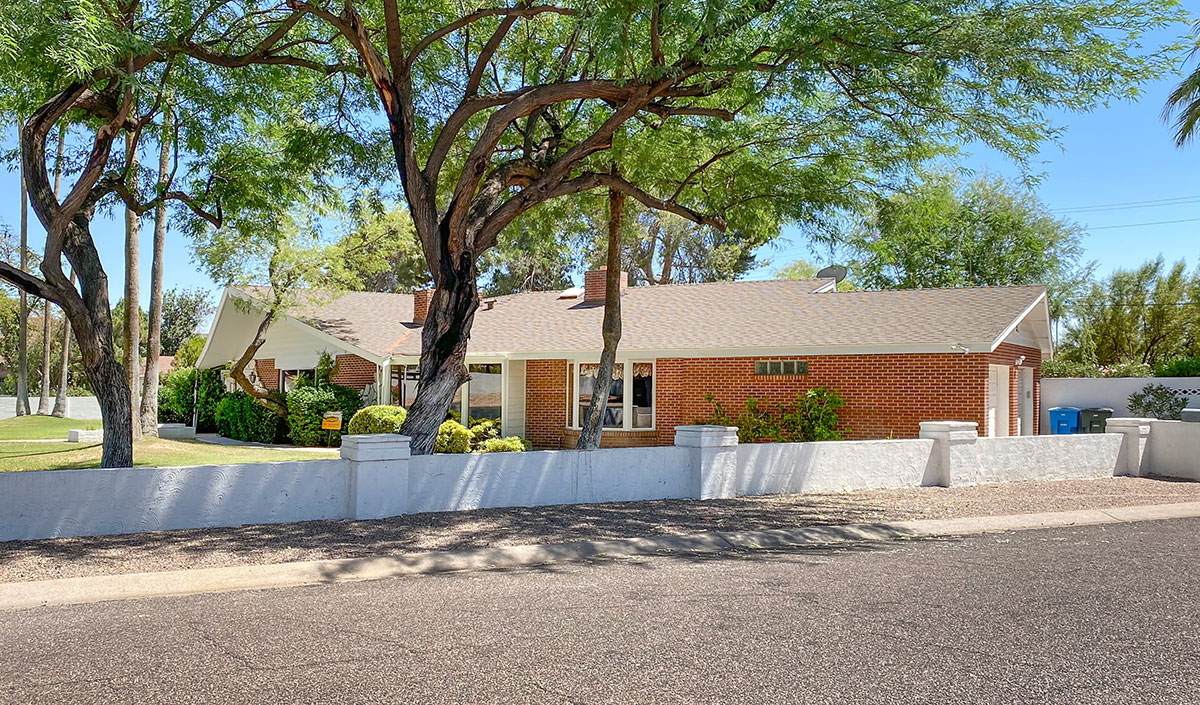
[735, 439, 939, 494]
[0, 460, 349, 541]
[946, 434, 1123, 486]
[1145, 421, 1200, 481]
[407, 446, 692, 513]
[1041, 377, 1200, 432]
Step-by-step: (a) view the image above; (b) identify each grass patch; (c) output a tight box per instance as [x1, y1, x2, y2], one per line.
[0, 437, 338, 472]
[0, 416, 100, 441]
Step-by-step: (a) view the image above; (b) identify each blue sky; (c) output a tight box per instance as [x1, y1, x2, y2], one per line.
[2, 12, 1199, 319]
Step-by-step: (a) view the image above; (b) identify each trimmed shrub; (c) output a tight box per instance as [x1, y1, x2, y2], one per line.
[286, 384, 364, 446]
[477, 436, 529, 453]
[1155, 356, 1200, 377]
[195, 368, 226, 432]
[468, 418, 501, 448]
[214, 392, 284, 444]
[1128, 384, 1188, 420]
[347, 405, 408, 435]
[435, 420, 472, 454]
[159, 367, 196, 424]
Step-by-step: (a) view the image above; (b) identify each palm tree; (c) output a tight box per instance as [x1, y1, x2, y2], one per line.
[1163, 23, 1200, 146]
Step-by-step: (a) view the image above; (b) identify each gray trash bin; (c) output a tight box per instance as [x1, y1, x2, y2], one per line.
[1079, 408, 1113, 433]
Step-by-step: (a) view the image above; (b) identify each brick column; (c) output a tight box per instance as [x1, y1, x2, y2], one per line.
[674, 425, 739, 499]
[341, 434, 410, 519]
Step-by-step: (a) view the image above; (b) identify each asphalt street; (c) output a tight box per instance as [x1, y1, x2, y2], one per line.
[2, 518, 1197, 704]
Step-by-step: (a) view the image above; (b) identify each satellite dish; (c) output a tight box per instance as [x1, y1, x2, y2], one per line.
[816, 265, 847, 283]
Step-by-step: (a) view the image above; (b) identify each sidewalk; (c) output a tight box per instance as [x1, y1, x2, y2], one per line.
[2, 477, 1197, 587]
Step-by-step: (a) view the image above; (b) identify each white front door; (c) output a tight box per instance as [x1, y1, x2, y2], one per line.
[987, 365, 1011, 437]
[1017, 367, 1034, 436]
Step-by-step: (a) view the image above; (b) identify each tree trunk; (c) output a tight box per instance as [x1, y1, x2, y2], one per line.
[577, 187, 626, 450]
[139, 105, 171, 436]
[400, 261, 479, 455]
[123, 132, 142, 442]
[15, 167, 30, 416]
[51, 273, 74, 418]
[36, 300, 52, 413]
[228, 310, 289, 417]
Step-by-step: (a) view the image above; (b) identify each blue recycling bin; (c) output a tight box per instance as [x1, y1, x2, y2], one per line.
[1048, 407, 1080, 435]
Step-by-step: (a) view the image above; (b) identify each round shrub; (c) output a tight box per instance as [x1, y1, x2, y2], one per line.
[477, 436, 529, 453]
[286, 384, 365, 446]
[347, 405, 408, 435]
[434, 420, 472, 454]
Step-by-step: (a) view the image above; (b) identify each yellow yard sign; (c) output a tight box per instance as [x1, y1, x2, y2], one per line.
[321, 411, 343, 430]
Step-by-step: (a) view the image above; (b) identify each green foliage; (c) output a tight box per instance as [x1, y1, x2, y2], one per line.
[285, 384, 363, 447]
[158, 368, 197, 424]
[843, 172, 1089, 322]
[194, 369, 226, 433]
[477, 436, 529, 453]
[700, 388, 845, 443]
[314, 351, 338, 387]
[215, 392, 284, 444]
[1042, 359, 1155, 378]
[1156, 356, 1200, 377]
[434, 420, 472, 454]
[1128, 384, 1188, 420]
[347, 405, 408, 435]
[160, 289, 214, 355]
[468, 419, 501, 448]
[329, 206, 430, 293]
[1060, 258, 1200, 368]
[173, 335, 206, 370]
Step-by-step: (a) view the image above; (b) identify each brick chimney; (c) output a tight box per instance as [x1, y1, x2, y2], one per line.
[583, 267, 628, 303]
[412, 288, 432, 324]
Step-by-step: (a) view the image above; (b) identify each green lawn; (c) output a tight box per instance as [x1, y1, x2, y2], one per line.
[0, 437, 338, 472]
[0, 415, 101, 441]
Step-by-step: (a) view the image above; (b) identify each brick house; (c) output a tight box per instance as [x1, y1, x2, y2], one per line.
[197, 272, 1052, 447]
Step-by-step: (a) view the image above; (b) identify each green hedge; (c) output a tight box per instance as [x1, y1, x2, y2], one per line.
[347, 405, 408, 435]
[215, 392, 284, 444]
[195, 368, 226, 432]
[1155, 356, 1200, 377]
[159, 367, 196, 424]
[477, 436, 529, 453]
[286, 384, 364, 446]
[700, 387, 845, 443]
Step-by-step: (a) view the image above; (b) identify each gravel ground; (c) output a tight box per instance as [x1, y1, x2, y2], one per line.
[2, 476, 1197, 584]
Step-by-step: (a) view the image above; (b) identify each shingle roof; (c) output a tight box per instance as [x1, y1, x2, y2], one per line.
[239, 279, 1046, 358]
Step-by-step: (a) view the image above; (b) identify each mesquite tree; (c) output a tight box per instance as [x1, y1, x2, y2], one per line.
[0, 0, 359, 466]
[209, 0, 1179, 453]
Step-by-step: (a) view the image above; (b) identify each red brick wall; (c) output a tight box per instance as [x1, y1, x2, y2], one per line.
[525, 359, 568, 448]
[520, 346, 1042, 447]
[255, 359, 278, 390]
[331, 354, 377, 391]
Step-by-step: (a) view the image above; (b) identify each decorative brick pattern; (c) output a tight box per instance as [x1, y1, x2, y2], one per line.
[255, 359, 278, 390]
[331, 354, 378, 391]
[525, 359, 568, 448]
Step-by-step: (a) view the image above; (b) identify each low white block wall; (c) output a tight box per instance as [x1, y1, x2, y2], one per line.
[1145, 421, 1200, 481]
[408, 446, 692, 513]
[945, 434, 1123, 487]
[0, 460, 349, 541]
[735, 439, 938, 494]
[1041, 377, 1200, 432]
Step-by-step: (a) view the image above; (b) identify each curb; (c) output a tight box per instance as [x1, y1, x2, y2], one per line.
[3, 500, 1199, 611]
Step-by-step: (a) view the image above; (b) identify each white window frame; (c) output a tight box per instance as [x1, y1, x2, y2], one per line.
[568, 359, 655, 431]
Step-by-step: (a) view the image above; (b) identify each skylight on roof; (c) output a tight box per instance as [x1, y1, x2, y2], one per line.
[558, 287, 584, 299]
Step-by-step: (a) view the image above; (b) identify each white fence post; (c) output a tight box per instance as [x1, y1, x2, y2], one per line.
[341, 434, 411, 519]
[1105, 418, 1154, 477]
[919, 421, 979, 487]
[674, 425, 739, 499]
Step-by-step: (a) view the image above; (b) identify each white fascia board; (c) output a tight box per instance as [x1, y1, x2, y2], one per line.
[987, 290, 1053, 356]
[494, 342, 999, 360]
[194, 287, 232, 369]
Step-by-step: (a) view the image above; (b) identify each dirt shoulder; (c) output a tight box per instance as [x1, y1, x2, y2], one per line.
[2, 476, 1197, 584]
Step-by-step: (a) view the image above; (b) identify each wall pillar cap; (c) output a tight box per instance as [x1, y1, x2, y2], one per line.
[1105, 417, 1156, 433]
[341, 434, 411, 462]
[674, 425, 739, 448]
[919, 421, 979, 433]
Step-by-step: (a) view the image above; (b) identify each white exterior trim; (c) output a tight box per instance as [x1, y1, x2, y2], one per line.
[988, 290, 1053, 357]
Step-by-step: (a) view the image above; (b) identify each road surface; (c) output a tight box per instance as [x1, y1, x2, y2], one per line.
[2, 518, 1197, 704]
